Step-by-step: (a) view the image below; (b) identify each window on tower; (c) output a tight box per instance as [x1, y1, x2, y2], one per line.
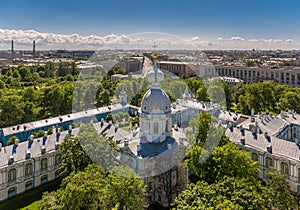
[154, 122, 159, 134]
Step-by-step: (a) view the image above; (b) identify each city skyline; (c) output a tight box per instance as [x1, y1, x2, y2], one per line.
[0, 0, 300, 50]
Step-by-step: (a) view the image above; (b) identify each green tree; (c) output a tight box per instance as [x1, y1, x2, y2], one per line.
[279, 90, 300, 113]
[172, 176, 265, 210]
[39, 164, 146, 210]
[0, 95, 25, 127]
[58, 135, 92, 176]
[264, 169, 296, 210]
[186, 138, 259, 184]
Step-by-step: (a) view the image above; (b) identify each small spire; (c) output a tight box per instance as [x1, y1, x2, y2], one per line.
[119, 85, 127, 106]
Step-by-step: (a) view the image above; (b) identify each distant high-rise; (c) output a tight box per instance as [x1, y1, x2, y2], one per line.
[33, 40, 36, 54]
[11, 40, 14, 53]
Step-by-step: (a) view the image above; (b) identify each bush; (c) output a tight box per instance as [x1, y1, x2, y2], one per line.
[37, 130, 45, 138]
[7, 136, 17, 146]
[56, 126, 64, 132]
[131, 117, 140, 127]
[106, 113, 113, 123]
[47, 128, 53, 135]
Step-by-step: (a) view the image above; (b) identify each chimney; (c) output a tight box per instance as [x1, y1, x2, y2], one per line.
[11, 40, 14, 53]
[33, 40, 36, 54]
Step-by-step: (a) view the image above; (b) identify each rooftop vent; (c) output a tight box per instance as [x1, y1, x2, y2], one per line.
[124, 140, 129, 146]
[267, 145, 272, 153]
[137, 144, 141, 152]
[41, 146, 46, 154]
[241, 138, 245, 145]
[167, 143, 172, 150]
[56, 132, 61, 142]
[26, 150, 31, 159]
[68, 125, 72, 134]
[9, 155, 14, 164]
[55, 142, 59, 150]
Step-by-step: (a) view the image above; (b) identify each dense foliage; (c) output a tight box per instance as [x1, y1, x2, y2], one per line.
[40, 124, 146, 210]
[39, 164, 146, 210]
[174, 113, 296, 209]
[230, 81, 300, 114]
[0, 63, 126, 127]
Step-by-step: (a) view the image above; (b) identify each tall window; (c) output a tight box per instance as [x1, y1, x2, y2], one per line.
[8, 168, 17, 183]
[154, 122, 159, 134]
[166, 120, 169, 132]
[7, 187, 17, 198]
[25, 180, 33, 190]
[41, 175, 48, 184]
[41, 158, 48, 172]
[280, 162, 289, 177]
[266, 157, 273, 169]
[25, 163, 34, 176]
[298, 168, 300, 182]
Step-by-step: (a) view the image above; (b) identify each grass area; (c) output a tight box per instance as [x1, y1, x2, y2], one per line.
[20, 200, 41, 210]
[0, 178, 62, 210]
[119, 121, 131, 131]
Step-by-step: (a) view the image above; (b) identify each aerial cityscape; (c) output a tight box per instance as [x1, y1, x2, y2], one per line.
[1, 0, 300, 209]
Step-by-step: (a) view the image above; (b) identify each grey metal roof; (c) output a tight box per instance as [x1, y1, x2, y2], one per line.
[0, 128, 79, 168]
[2, 104, 127, 136]
[226, 111, 300, 162]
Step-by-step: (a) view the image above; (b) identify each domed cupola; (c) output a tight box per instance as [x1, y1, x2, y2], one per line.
[139, 54, 173, 144]
[141, 54, 171, 115]
[141, 88, 171, 115]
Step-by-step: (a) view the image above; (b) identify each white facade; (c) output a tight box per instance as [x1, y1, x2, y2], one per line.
[0, 149, 60, 201]
[215, 65, 300, 86]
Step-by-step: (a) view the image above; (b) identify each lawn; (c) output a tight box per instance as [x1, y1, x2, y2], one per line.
[0, 178, 62, 210]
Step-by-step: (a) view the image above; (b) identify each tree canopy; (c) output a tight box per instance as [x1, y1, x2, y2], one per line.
[39, 164, 146, 210]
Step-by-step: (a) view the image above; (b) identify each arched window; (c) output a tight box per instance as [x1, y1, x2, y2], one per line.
[8, 168, 17, 183]
[55, 154, 61, 166]
[41, 175, 48, 184]
[25, 180, 33, 190]
[166, 120, 169, 132]
[266, 157, 273, 169]
[41, 158, 48, 172]
[251, 152, 258, 162]
[154, 122, 159, 134]
[25, 163, 34, 176]
[7, 187, 17, 198]
[280, 162, 289, 176]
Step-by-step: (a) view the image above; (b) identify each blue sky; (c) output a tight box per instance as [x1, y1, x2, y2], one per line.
[0, 0, 299, 49]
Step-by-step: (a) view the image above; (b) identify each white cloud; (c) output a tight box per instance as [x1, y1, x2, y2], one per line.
[273, 39, 282, 43]
[262, 39, 273, 43]
[248, 39, 259, 42]
[0, 28, 297, 50]
[231, 36, 245, 41]
[191, 36, 200, 41]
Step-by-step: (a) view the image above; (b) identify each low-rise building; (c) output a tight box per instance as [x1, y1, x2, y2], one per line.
[224, 110, 300, 192]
